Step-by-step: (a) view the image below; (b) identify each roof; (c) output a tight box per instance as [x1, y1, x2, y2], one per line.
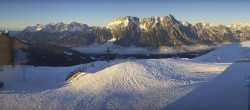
[0, 32, 28, 49]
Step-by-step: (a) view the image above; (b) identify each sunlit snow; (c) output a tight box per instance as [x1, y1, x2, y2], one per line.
[1, 41, 250, 109]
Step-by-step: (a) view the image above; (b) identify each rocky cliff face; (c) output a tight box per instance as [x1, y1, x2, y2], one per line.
[106, 14, 199, 47]
[24, 22, 91, 33]
[107, 14, 248, 47]
[15, 14, 250, 48]
[107, 16, 141, 46]
[17, 22, 112, 47]
[194, 23, 237, 43]
[228, 23, 250, 41]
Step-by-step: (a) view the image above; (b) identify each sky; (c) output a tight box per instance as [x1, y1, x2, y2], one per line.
[0, 0, 250, 30]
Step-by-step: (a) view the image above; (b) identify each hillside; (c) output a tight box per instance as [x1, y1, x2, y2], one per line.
[1, 40, 250, 109]
[0, 59, 228, 109]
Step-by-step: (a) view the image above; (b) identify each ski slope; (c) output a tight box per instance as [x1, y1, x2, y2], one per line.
[0, 59, 228, 109]
[1, 41, 250, 109]
[166, 62, 250, 110]
[193, 41, 250, 63]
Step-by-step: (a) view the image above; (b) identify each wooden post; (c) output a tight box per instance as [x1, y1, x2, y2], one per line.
[107, 47, 110, 62]
[22, 63, 26, 82]
[0, 80, 3, 88]
[106, 47, 111, 62]
[9, 37, 15, 68]
[245, 76, 250, 110]
[248, 87, 250, 110]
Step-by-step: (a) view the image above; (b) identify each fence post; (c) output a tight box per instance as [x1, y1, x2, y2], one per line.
[245, 76, 250, 110]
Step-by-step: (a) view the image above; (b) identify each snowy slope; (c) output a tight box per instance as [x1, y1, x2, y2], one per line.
[0, 59, 228, 109]
[3, 40, 250, 109]
[0, 65, 84, 92]
[166, 62, 250, 110]
[193, 41, 250, 63]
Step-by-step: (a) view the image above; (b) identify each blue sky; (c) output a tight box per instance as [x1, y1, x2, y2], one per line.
[0, 0, 250, 30]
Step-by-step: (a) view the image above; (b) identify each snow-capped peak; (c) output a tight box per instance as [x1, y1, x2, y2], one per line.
[107, 16, 139, 29]
[181, 21, 190, 27]
[202, 22, 214, 27]
[22, 26, 36, 32]
[166, 14, 176, 20]
[107, 14, 180, 31]
[24, 22, 91, 33]
[227, 23, 250, 30]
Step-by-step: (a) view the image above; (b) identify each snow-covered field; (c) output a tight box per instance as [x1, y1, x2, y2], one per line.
[1, 41, 250, 110]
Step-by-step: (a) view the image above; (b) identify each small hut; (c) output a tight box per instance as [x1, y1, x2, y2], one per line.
[0, 31, 28, 87]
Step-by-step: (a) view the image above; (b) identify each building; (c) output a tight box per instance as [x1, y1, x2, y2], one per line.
[0, 31, 28, 88]
[0, 31, 28, 66]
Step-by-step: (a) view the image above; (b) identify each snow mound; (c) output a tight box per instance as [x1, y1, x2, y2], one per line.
[63, 59, 226, 109]
[193, 41, 250, 63]
[0, 59, 228, 109]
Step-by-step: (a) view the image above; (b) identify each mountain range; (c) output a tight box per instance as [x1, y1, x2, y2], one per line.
[15, 14, 250, 48]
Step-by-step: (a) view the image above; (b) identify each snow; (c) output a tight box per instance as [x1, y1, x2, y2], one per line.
[139, 21, 148, 31]
[181, 21, 189, 27]
[228, 23, 250, 30]
[108, 15, 179, 31]
[202, 22, 214, 27]
[193, 40, 250, 63]
[166, 62, 250, 110]
[107, 18, 130, 29]
[63, 51, 73, 56]
[24, 22, 90, 33]
[0, 66, 23, 83]
[1, 41, 250, 109]
[24, 26, 36, 32]
[0, 58, 229, 109]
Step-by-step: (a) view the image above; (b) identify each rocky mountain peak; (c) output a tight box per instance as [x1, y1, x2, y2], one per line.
[107, 14, 181, 30]
[181, 21, 191, 27]
[18, 14, 250, 48]
[107, 16, 140, 29]
[166, 14, 176, 21]
[23, 22, 90, 33]
[228, 23, 250, 30]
